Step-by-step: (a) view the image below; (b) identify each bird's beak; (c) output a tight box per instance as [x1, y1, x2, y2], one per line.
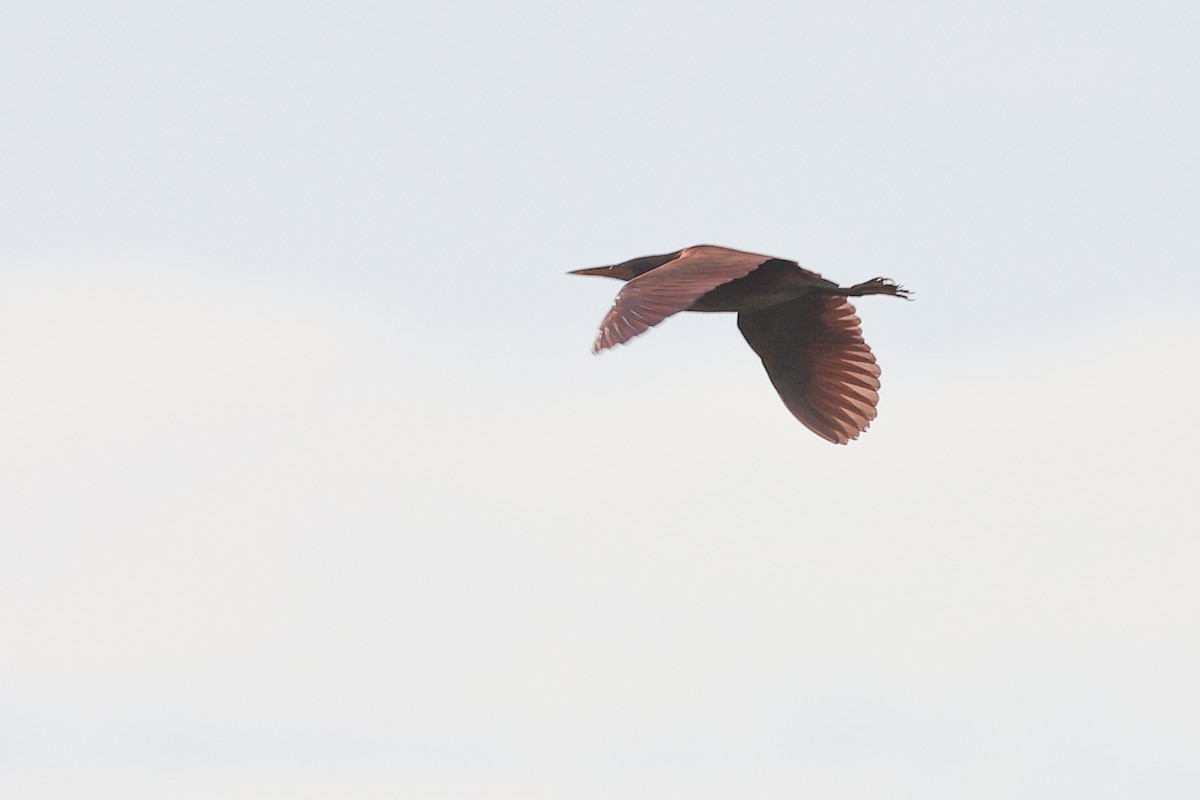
[567, 265, 616, 277]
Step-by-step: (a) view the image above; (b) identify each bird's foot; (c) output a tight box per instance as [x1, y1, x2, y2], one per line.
[847, 278, 912, 299]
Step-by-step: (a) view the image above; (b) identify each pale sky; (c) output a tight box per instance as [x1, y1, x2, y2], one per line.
[3, 2, 1200, 798]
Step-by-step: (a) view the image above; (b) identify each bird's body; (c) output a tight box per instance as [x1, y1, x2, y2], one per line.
[687, 257, 838, 312]
[570, 245, 910, 444]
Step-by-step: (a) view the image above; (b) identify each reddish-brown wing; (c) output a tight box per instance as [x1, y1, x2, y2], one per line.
[592, 245, 770, 352]
[737, 295, 881, 444]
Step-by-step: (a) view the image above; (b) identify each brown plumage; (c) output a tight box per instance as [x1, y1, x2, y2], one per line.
[570, 244, 910, 444]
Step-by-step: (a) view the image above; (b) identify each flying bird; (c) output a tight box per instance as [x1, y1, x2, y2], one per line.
[570, 245, 910, 444]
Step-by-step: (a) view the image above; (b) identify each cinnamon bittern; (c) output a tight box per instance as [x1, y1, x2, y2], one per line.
[570, 245, 910, 444]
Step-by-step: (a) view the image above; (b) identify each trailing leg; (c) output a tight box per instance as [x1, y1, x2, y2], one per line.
[839, 277, 912, 299]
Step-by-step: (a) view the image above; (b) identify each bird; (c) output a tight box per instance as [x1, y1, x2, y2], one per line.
[570, 244, 910, 444]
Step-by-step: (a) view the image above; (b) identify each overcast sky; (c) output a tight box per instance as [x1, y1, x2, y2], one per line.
[3, 1, 1200, 798]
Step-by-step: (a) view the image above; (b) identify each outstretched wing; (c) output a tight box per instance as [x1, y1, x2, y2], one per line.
[592, 245, 770, 352]
[738, 295, 881, 444]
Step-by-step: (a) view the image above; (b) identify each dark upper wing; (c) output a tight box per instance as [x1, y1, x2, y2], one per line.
[592, 245, 770, 352]
[738, 294, 881, 444]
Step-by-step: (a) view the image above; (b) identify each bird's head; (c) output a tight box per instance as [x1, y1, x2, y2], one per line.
[568, 251, 681, 282]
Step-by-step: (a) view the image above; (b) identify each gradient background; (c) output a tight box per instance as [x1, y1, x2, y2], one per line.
[4, 1, 1199, 797]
